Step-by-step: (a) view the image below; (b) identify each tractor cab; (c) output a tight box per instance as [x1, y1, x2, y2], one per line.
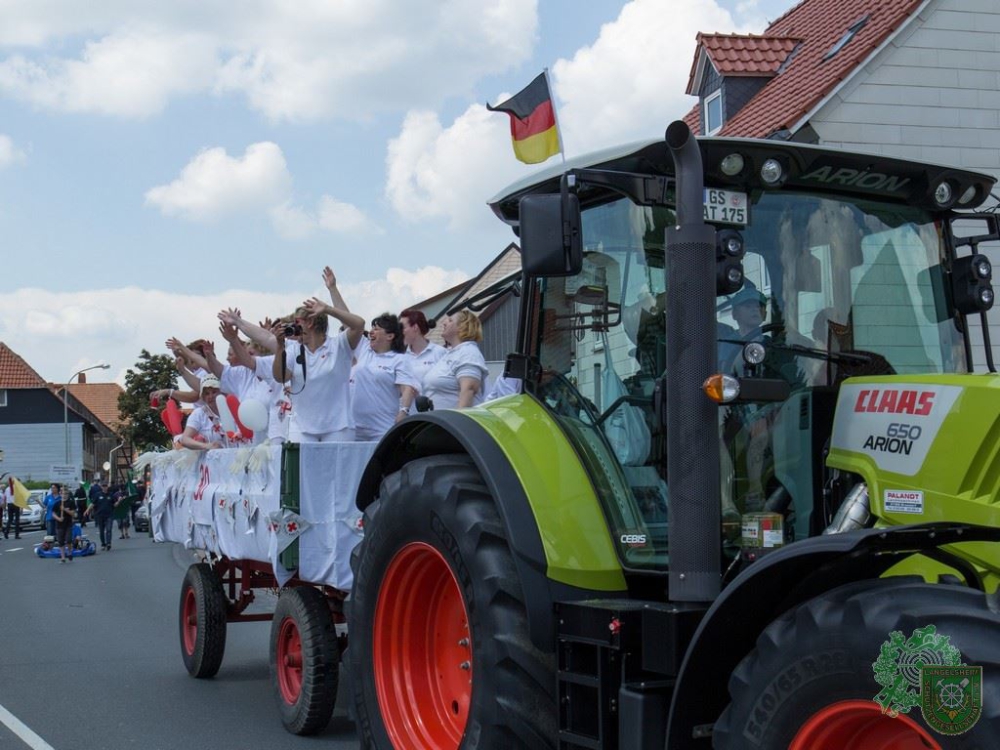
[490, 136, 998, 579]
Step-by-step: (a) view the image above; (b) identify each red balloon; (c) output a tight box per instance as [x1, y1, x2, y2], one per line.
[228, 394, 253, 440]
[160, 400, 183, 436]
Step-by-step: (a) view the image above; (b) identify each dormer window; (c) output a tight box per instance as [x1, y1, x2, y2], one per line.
[704, 91, 723, 135]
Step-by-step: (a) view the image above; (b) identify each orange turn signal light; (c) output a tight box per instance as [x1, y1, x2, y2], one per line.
[702, 374, 740, 404]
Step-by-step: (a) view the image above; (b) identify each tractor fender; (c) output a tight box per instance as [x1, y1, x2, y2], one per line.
[356, 402, 628, 650]
[666, 522, 1000, 747]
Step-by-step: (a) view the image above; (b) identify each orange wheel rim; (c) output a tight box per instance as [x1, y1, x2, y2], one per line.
[790, 700, 941, 749]
[374, 542, 472, 750]
[182, 587, 197, 655]
[276, 616, 304, 704]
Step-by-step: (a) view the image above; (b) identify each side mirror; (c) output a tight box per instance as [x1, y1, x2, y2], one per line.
[518, 193, 583, 277]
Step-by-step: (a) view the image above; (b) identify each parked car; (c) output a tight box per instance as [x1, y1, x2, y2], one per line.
[133, 503, 150, 533]
[13, 492, 46, 532]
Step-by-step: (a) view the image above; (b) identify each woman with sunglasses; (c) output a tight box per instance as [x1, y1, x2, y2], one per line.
[351, 313, 420, 441]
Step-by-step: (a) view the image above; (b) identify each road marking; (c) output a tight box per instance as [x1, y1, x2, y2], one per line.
[5, 548, 24, 552]
[0, 703, 56, 750]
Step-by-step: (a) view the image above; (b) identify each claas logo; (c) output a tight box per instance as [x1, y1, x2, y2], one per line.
[854, 389, 935, 416]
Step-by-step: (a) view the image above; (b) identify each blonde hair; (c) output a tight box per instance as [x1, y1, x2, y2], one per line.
[454, 310, 483, 344]
[293, 305, 329, 335]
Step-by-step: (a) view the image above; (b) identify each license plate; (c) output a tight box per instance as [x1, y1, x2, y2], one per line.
[703, 188, 748, 225]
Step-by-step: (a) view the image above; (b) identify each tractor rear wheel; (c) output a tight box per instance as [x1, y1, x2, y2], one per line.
[349, 454, 556, 749]
[179, 562, 227, 678]
[713, 578, 1000, 748]
[270, 586, 339, 735]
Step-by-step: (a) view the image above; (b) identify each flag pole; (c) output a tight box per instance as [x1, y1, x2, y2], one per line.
[543, 68, 566, 164]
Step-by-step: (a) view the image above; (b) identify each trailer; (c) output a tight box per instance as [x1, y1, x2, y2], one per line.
[147, 441, 375, 735]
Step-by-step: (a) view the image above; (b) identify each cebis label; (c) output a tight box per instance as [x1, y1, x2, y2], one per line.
[830, 384, 962, 476]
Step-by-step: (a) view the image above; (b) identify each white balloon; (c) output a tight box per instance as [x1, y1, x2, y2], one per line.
[216, 394, 239, 435]
[238, 399, 269, 432]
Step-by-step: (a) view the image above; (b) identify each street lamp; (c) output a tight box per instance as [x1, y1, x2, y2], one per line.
[64, 364, 111, 466]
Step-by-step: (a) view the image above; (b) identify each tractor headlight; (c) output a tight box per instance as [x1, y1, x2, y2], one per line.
[720, 153, 745, 177]
[760, 158, 784, 185]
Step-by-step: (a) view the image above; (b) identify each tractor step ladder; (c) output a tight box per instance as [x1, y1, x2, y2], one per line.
[555, 599, 705, 749]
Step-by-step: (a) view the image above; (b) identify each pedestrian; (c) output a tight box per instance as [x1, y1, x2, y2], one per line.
[116, 485, 132, 539]
[85, 480, 117, 551]
[3, 478, 20, 539]
[74, 484, 88, 528]
[43, 483, 60, 537]
[53, 487, 76, 563]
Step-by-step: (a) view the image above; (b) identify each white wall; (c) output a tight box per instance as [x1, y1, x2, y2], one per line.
[807, 0, 1000, 370]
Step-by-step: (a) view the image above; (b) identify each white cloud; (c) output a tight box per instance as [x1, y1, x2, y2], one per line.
[383, 0, 770, 229]
[145, 142, 292, 221]
[386, 105, 537, 230]
[0, 1, 538, 121]
[269, 196, 381, 240]
[0, 29, 218, 118]
[0, 134, 26, 168]
[552, 0, 749, 154]
[0, 267, 469, 385]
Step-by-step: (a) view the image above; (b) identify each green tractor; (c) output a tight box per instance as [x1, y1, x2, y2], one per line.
[348, 121, 1000, 748]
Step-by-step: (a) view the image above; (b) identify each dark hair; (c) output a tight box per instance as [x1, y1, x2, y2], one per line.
[371, 313, 405, 353]
[399, 308, 431, 336]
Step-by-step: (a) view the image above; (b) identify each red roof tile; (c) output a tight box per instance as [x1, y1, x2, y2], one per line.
[685, 0, 922, 138]
[0, 342, 47, 388]
[690, 33, 800, 88]
[66, 382, 126, 431]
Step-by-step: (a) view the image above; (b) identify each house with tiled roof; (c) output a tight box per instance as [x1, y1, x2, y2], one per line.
[684, 0, 1000, 365]
[417, 244, 522, 380]
[0, 343, 116, 484]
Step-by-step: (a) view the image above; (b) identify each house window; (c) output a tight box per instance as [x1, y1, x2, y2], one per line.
[704, 91, 723, 135]
[0, 389, 6, 407]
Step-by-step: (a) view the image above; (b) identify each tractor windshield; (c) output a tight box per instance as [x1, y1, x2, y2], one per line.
[523, 190, 963, 571]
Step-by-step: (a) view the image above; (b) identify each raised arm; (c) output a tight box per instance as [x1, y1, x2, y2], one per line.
[220, 321, 256, 370]
[219, 308, 278, 353]
[167, 337, 209, 373]
[270, 323, 291, 383]
[322, 266, 365, 349]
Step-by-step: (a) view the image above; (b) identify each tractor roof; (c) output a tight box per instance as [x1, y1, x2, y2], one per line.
[489, 135, 996, 225]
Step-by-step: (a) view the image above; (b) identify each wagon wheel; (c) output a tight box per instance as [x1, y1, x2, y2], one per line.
[270, 586, 339, 735]
[179, 562, 227, 678]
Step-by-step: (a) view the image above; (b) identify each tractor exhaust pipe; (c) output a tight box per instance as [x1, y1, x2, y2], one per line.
[664, 121, 721, 601]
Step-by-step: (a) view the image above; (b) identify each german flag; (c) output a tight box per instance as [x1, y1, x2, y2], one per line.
[487, 72, 561, 165]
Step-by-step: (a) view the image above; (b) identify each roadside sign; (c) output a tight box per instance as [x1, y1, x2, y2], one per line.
[50, 464, 79, 483]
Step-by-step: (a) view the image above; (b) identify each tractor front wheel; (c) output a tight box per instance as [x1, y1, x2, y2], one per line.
[713, 578, 1000, 748]
[179, 562, 227, 678]
[349, 454, 556, 749]
[270, 586, 339, 735]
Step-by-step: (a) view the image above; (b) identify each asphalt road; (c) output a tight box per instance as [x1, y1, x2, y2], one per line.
[0, 526, 360, 750]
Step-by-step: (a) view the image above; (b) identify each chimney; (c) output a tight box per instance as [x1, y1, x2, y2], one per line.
[77, 373, 87, 384]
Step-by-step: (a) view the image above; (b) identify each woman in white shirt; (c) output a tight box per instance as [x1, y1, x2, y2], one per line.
[400, 308, 446, 391]
[352, 313, 420, 441]
[423, 310, 489, 410]
[271, 268, 365, 442]
[176, 376, 234, 451]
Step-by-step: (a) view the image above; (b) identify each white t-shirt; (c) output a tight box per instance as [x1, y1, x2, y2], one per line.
[219, 364, 271, 443]
[406, 341, 447, 391]
[485, 375, 522, 402]
[283, 332, 355, 436]
[186, 406, 233, 448]
[255, 355, 289, 442]
[352, 338, 420, 439]
[423, 341, 488, 410]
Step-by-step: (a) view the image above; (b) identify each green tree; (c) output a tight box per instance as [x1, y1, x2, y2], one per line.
[118, 349, 179, 451]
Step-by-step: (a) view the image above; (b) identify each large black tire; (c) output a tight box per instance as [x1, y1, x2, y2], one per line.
[269, 586, 339, 735]
[713, 578, 1000, 748]
[349, 454, 556, 750]
[179, 562, 227, 678]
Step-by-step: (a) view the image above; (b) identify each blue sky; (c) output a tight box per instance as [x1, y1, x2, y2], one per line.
[0, 0, 795, 385]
